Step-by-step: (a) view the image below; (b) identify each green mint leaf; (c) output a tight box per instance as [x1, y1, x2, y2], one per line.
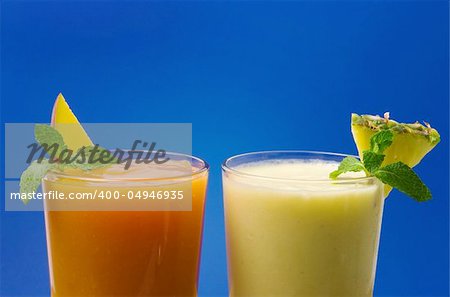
[65, 145, 117, 170]
[19, 159, 57, 205]
[370, 129, 394, 154]
[20, 125, 119, 205]
[362, 150, 385, 173]
[34, 124, 67, 157]
[332, 122, 433, 202]
[75, 163, 111, 170]
[374, 162, 432, 202]
[329, 156, 365, 179]
[85, 145, 118, 169]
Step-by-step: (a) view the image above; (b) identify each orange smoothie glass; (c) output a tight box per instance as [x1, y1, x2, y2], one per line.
[42, 153, 209, 297]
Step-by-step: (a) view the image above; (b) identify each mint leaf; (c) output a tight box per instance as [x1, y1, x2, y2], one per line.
[82, 145, 117, 169]
[374, 162, 431, 202]
[362, 150, 385, 173]
[329, 156, 365, 179]
[75, 162, 111, 170]
[64, 145, 118, 170]
[34, 124, 66, 157]
[331, 123, 433, 202]
[370, 129, 393, 154]
[20, 124, 118, 204]
[19, 160, 57, 204]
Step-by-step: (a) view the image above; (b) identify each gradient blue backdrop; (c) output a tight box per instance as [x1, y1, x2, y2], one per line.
[1, 1, 449, 296]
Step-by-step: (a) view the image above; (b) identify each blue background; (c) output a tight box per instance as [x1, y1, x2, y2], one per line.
[1, 1, 448, 296]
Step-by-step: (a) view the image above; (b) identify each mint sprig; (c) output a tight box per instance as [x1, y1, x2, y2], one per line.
[329, 156, 366, 179]
[34, 124, 67, 157]
[19, 125, 116, 203]
[362, 151, 384, 173]
[20, 160, 59, 205]
[369, 129, 393, 154]
[330, 129, 432, 202]
[374, 162, 431, 202]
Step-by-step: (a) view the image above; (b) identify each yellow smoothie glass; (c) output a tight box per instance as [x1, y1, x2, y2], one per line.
[222, 151, 384, 297]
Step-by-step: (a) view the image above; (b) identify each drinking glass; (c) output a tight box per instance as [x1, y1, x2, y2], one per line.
[222, 151, 384, 297]
[43, 153, 209, 297]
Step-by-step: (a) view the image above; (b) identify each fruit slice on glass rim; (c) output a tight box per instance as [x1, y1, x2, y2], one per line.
[351, 112, 440, 195]
[51, 93, 93, 151]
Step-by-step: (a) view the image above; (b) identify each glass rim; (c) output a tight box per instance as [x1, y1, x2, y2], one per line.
[43, 151, 209, 183]
[222, 150, 377, 183]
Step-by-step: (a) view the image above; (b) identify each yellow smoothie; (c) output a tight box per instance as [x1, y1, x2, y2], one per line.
[223, 157, 384, 297]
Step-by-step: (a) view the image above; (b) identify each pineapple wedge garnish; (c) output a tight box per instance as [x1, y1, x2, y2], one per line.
[351, 113, 440, 196]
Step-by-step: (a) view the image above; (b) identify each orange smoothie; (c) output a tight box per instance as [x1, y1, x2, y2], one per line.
[42, 159, 208, 296]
